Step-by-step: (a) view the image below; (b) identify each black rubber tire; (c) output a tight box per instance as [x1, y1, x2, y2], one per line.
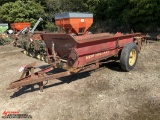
[120, 42, 138, 71]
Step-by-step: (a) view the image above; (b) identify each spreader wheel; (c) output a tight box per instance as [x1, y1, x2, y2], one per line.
[120, 42, 138, 71]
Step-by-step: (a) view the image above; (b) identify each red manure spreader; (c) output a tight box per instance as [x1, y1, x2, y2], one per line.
[7, 12, 143, 92]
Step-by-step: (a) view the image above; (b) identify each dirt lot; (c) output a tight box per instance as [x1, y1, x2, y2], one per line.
[0, 42, 160, 120]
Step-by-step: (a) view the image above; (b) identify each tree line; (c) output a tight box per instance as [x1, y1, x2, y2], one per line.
[0, 0, 160, 33]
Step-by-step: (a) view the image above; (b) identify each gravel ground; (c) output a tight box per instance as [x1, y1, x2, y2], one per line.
[0, 42, 160, 120]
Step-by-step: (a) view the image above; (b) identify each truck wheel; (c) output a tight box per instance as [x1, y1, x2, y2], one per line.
[120, 42, 138, 71]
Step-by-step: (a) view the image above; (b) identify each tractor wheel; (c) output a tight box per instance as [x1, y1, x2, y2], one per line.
[120, 42, 138, 71]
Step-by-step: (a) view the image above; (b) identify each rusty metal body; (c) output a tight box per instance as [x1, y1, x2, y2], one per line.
[7, 59, 100, 90]
[7, 12, 143, 91]
[41, 32, 141, 71]
[7, 32, 142, 90]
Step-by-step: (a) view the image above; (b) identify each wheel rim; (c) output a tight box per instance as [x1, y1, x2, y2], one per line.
[129, 49, 137, 66]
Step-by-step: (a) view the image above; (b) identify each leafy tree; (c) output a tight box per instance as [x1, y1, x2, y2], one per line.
[83, 0, 100, 13]
[45, 22, 59, 32]
[0, 0, 160, 32]
[128, 0, 160, 32]
[0, 0, 16, 6]
[0, 0, 44, 27]
[94, 0, 160, 32]
[44, 0, 85, 19]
